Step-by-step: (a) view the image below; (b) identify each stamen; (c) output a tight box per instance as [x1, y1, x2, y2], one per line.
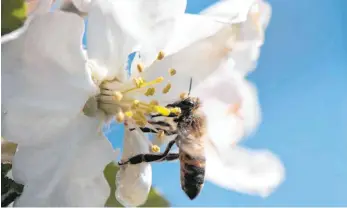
[113, 91, 123, 101]
[151, 145, 160, 153]
[157, 51, 165, 60]
[169, 68, 176, 76]
[133, 77, 145, 88]
[122, 77, 164, 94]
[180, 92, 188, 99]
[136, 120, 147, 127]
[132, 100, 140, 108]
[144, 87, 155, 96]
[162, 83, 171, 94]
[151, 105, 171, 116]
[137, 63, 144, 73]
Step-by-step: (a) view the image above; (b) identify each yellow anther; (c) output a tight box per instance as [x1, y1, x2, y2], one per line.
[154, 76, 164, 83]
[113, 91, 123, 101]
[144, 87, 156, 96]
[180, 92, 188, 100]
[137, 63, 144, 73]
[152, 105, 171, 116]
[124, 111, 133, 118]
[133, 77, 145, 88]
[170, 107, 181, 115]
[115, 111, 125, 123]
[132, 100, 140, 108]
[162, 83, 171, 94]
[151, 145, 161, 153]
[157, 130, 165, 139]
[169, 68, 176, 76]
[157, 51, 165, 60]
[150, 100, 159, 106]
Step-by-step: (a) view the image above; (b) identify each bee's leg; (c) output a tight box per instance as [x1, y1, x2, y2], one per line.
[164, 153, 179, 161]
[118, 139, 176, 165]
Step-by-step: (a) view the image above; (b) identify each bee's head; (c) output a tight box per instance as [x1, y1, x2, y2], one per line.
[167, 97, 201, 114]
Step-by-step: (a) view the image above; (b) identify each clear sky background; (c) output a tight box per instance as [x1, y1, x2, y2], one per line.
[92, 0, 347, 206]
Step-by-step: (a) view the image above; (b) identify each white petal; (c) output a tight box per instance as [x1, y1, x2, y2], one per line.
[71, 0, 92, 12]
[201, 0, 256, 23]
[1, 11, 96, 145]
[27, 0, 55, 16]
[116, 128, 152, 207]
[138, 26, 238, 105]
[87, 0, 186, 81]
[193, 68, 261, 146]
[13, 114, 116, 206]
[231, 0, 272, 76]
[205, 144, 285, 197]
[134, 13, 234, 70]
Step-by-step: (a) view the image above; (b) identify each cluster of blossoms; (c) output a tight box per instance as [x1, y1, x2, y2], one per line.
[2, 0, 284, 207]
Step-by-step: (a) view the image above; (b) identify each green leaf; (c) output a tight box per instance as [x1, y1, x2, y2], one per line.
[104, 162, 170, 207]
[1, 0, 27, 36]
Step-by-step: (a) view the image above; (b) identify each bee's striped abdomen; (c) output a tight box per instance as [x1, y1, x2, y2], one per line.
[179, 152, 206, 200]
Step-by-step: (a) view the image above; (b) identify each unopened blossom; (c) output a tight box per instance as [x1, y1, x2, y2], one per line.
[2, 0, 252, 207]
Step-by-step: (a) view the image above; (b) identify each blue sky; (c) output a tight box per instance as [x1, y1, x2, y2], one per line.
[98, 0, 347, 206]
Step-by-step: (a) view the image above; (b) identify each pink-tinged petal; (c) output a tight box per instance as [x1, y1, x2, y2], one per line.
[205, 143, 285, 197]
[137, 26, 238, 105]
[2, 11, 96, 145]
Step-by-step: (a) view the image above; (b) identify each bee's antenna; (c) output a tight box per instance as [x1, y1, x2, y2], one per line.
[188, 77, 193, 96]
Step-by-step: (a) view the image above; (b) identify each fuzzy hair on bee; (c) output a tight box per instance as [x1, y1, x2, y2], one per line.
[118, 96, 208, 200]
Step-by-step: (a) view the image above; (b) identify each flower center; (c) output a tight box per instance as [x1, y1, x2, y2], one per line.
[94, 51, 181, 127]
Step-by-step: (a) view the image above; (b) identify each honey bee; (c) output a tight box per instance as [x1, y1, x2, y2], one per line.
[118, 79, 207, 200]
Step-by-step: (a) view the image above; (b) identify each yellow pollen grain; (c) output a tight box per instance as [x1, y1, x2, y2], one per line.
[137, 63, 144, 73]
[180, 92, 188, 99]
[151, 145, 160, 153]
[113, 91, 123, 101]
[157, 51, 165, 60]
[144, 87, 155, 96]
[115, 111, 125, 123]
[124, 111, 133, 118]
[162, 83, 171, 94]
[150, 100, 159, 106]
[169, 68, 176, 76]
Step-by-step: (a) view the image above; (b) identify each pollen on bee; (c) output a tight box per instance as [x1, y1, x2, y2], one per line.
[151, 145, 160, 153]
[170, 107, 181, 115]
[144, 87, 155, 96]
[137, 63, 144, 73]
[180, 92, 188, 99]
[162, 83, 171, 94]
[169, 68, 176, 76]
[157, 51, 165, 60]
[115, 111, 125, 123]
[113, 91, 123, 101]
